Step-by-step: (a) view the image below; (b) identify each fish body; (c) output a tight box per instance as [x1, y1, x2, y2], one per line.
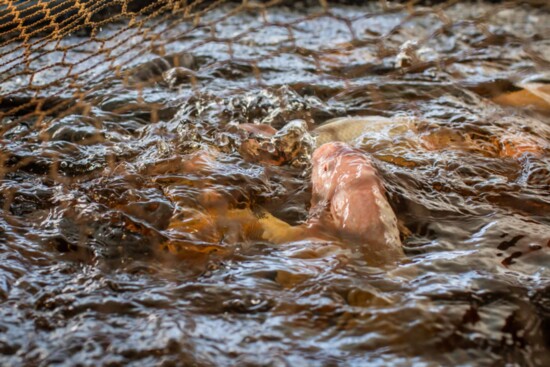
[519, 82, 550, 106]
[493, 75, 550, 111]
[313, 116, 411, 147]
[310, 142, 404, 264]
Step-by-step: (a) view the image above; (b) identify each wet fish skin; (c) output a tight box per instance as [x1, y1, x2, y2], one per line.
[310, 142, 404, 265]
[313, 116, 399, 146]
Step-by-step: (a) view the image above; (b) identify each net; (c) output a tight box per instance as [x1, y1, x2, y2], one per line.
[1, 0, 548, 131]
[1, 0, 549, 194]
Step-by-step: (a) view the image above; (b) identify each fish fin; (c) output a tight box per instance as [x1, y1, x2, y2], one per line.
[256, 209, 305, 244]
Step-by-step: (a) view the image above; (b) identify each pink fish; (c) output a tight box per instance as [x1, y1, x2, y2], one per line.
[309, 142, 404, 264]
[229, 123, 405, 264]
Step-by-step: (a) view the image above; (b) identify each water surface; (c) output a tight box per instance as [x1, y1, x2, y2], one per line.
[1, 1, 549, 366]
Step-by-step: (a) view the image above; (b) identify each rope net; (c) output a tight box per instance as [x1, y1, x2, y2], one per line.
[1, 0, 548, 123]
[0, 0, 549, 187]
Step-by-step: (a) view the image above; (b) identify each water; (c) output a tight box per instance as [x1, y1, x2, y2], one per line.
[1, 1, 549, 366]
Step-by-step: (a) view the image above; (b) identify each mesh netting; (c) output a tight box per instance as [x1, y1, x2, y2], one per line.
[1, 0, 548, 131]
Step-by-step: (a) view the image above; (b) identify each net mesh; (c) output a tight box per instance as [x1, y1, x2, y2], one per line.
[0, 0, 548, 136]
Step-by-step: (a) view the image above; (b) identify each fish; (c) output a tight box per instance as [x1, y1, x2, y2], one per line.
[313, 115, 413, 147]
[310, 142, 404, 264]
[260, 141, 404, 265]
[314, 116, 548, 159]
[493, 75, 550, 112]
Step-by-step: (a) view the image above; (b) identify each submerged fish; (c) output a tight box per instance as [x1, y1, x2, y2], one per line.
[493, 75, 550, 112]
[313, 116, 548, 159]
[313, 116, 394, 146]
[261, 141, 404, 265]
[310, 142, 404, 263]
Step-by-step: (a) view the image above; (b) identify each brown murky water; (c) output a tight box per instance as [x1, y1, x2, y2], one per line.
[1, 1, 549, 366]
